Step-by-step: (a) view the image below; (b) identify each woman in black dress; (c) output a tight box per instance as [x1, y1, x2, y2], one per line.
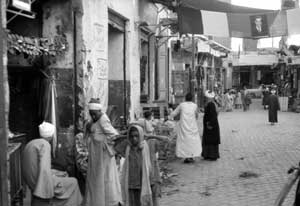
[202, 90, 220, 161]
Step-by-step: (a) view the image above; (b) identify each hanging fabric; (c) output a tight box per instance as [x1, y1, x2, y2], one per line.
[50, 78, 58, 157]
[38, 73, 58, 157]
[177, 6, 300, 39]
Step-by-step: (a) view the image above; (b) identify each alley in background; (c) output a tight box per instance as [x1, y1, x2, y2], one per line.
[161, 109, 300, 206]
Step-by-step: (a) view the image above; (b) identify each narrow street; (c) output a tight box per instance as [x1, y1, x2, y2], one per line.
[161, 100, 300, 206]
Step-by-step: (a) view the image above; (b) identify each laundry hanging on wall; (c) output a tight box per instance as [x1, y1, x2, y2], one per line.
[178, 7, 300, 39]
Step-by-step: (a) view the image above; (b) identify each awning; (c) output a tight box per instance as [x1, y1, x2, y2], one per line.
[153, 0, 283, 38]
[177, 6, 294, 38]
[153, 0, 277, 13]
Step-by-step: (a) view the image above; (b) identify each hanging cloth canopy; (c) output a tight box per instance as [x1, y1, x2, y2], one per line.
[178, 0, 278, 13]
[152, 0, 278, 13]
[153, 0, 284, 38]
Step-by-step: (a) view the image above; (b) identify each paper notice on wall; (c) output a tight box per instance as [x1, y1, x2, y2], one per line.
[94, 23, 106, 54]
[96, 58, 108, 79]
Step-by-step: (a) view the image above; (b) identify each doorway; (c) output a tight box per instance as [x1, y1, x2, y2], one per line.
[240, 71, 250, 87]
[108, 10, 129, 128]
[261, 71, 275, 85]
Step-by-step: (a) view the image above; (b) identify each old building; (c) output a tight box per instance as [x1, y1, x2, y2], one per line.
[171, 36, 231, 107]
[0, 0, 173, 205]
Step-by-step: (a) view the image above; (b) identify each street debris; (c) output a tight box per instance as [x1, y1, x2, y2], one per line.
[199, 191, 212, 196]
[239, 171, 260, 179]
[199, 185, 215, 197]
[160, 165, 177, 187]
[165, 188, 180, 196]
[154, 121, 180, 188]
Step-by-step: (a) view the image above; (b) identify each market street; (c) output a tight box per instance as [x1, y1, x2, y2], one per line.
[161, 102, 300, 206]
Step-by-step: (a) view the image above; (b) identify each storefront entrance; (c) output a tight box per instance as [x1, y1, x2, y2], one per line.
[261, 71, 276, 85]
[240, 71, 250, 87]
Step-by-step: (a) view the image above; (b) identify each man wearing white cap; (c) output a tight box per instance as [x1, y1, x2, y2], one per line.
[267, 89, 280, 125]
[22, 121, 82, 206]
[83, 98, 122, 206]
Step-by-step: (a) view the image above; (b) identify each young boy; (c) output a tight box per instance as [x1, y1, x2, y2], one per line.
[115, 124, 168, 206]
[137, 111, 156, 135]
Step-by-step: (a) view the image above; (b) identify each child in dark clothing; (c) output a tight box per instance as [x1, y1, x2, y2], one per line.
[115, 124, 168, 206]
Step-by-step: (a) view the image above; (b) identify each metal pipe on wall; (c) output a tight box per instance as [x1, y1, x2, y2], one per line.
[0, 3, 9, 204]
[73, 10, 78, 134]
[123, 23, 127, 127]
[191, 34, 195, 95]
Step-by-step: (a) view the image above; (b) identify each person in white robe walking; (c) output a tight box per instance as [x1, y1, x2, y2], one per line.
[168, 93, 202, 163]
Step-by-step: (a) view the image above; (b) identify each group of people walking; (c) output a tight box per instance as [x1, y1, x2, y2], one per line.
[168, 91, 221, 163]
[218, 87, 252, 112]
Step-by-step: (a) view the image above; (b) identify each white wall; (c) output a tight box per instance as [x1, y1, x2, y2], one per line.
[81, 0, 109, 116]
[108, 27, 125, 81]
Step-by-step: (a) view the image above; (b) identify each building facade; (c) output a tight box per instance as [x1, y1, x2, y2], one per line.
[1, 0, 172, 204]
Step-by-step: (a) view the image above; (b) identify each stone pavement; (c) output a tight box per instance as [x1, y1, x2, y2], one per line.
[160, 102, 300, 206]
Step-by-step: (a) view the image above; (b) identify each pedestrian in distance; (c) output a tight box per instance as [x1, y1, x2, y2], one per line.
[235, 90, 243, 109]
[267, 89, 280, 125]
[168, 92, 202, 163]
[262, 87, 270, 110]
[241, 86, 252, 111]
[202, 90, 220, 161]
[224, 90, 233, 112]
[137, 110, 156, 135]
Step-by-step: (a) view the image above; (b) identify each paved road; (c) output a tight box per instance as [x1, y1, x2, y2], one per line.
[160, 104, 300, 206]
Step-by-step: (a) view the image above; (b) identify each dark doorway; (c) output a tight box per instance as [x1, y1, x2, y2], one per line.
[261, 71, 275, 85]
[8, 67, 44, 141]
[240, 71, 250, 87]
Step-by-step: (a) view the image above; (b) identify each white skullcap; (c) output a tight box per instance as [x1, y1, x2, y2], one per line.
[88, 98, 103, 110]
[205, 90, 215, 99]
[88, 103, 102, 110]
[39, 121, 55, 138]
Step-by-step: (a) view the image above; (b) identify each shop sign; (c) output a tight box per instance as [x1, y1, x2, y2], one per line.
[12, 0, 32, 12]
[257, 70, 261, 80]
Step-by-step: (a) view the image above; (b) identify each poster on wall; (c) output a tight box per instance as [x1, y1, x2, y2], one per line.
[257, 70, 261, 80]
[96, 58, 108, 79]
[94, 23, 106, 54]
[12, 0, 31, 11]
[250, 14, 269, 38]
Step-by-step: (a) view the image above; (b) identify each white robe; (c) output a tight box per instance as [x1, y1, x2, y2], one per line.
[22, 139, 82, 206]
[170, 102, 202, 158]
[83, 114, 122, 206]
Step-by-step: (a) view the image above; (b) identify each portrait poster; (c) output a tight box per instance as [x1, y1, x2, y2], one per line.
[250, 14, 269, 38]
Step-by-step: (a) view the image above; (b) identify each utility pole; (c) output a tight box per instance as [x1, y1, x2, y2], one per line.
[191, 34, 196, 96]
[0, 0, 9, 204]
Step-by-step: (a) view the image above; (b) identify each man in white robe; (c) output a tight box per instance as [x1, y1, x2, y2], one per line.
[169, 93, 202, 163]
[22, 122, 82, 206]
[83, 98, 122, 206]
